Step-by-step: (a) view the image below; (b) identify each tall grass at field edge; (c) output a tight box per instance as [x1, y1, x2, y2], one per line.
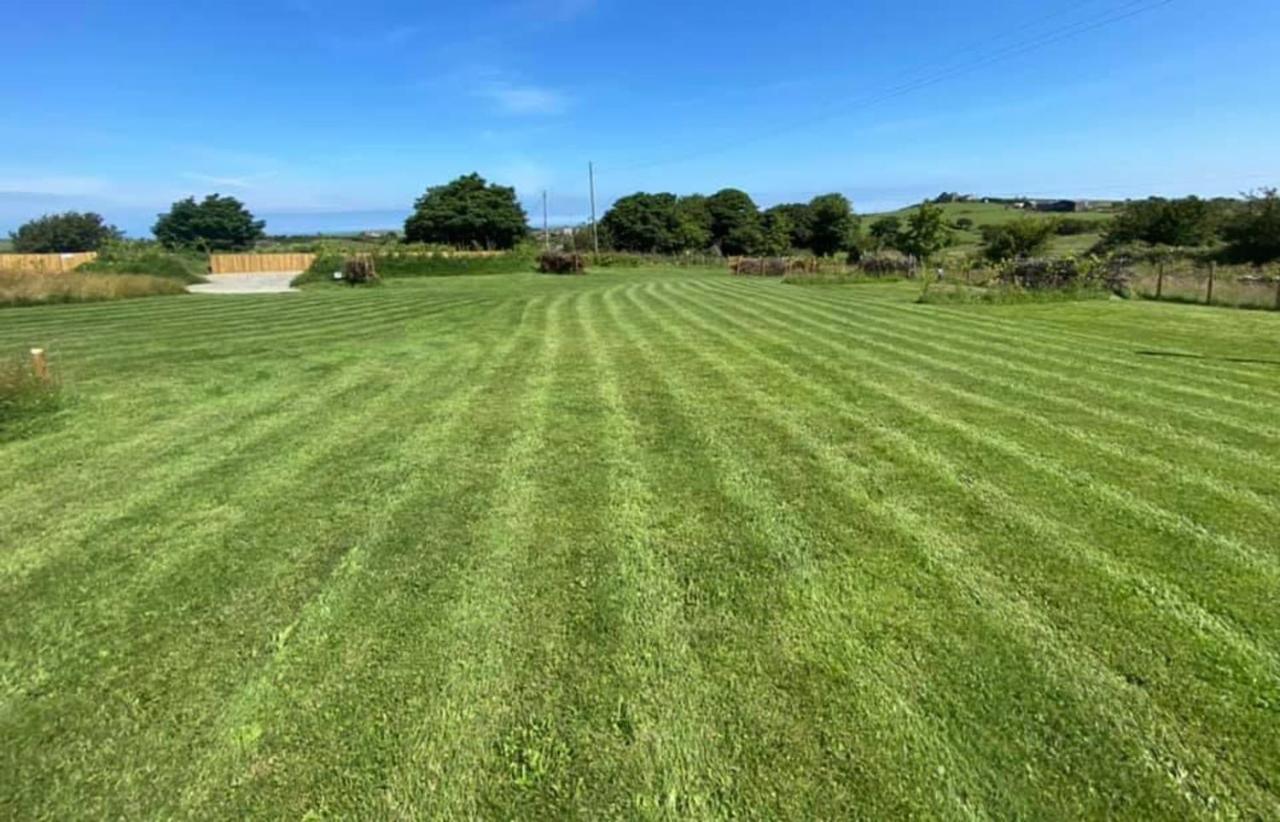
[0, 271, 187, 308]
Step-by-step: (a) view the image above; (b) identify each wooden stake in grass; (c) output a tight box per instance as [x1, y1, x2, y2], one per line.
[1155, 262, 1164, 300]
[30, 348, 49, 382]
[1206, 262, 1216, 305]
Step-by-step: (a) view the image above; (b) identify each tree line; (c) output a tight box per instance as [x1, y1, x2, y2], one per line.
[8, 175, 1279, 266]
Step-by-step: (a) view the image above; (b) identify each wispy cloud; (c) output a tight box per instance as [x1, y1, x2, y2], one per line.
[477, 81, 571, 115]
[0, 175, 110, 196]
[181, 171, 275, 190]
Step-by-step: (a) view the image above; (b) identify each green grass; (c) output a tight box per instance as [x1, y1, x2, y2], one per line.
[1, 269, 1278, 818]
[873, 201, 1116, 260]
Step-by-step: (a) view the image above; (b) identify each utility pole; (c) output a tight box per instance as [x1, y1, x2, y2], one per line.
[588, 161, 599, 255]
[542, 190, 549, 250]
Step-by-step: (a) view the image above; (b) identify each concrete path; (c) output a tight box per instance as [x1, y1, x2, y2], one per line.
[188, 272, 299, 294]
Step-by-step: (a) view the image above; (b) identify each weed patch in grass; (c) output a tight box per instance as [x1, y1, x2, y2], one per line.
[0, 352, 62, 440]
[0, 270, 187, 308]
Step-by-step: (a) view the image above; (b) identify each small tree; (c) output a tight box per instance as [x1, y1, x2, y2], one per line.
[981, 219, 1057, 262]
[807, 193, 857, 257]
[899, 202, 951, 262]
[153, 194, 265, 251]
[1221, 188, 1280, 263]
[403, 173, 528, 250]
[10, 211, 122, 253]
[868, 216, 902, 250]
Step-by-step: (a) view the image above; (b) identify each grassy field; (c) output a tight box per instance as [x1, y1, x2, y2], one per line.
[2, 269, 1278, 818]
[877, 201, 1116, 259]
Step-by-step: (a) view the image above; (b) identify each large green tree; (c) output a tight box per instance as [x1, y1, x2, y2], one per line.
[867, 216, 902, 250]
[403, 173, 528, 249]
[706, 188, 762, 255]
[599, 192, 680, 253]
[10, 211, 122, 253]
[807, 193, 857, 257]
[758, 210, 793, 256]
[153, 195, 265, 251]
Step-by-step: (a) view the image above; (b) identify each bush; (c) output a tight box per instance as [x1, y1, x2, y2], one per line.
[0, 353, 61, 439]
[78, 242, 206, 283]
[1054, 218, 1095, 236]
[0, 271, 186, 308]
[996, 256, 1128, 294]
[538, 251, 585, 274]
[858, 250, 917, 276]
[729, 257, 792, 276]
[954, 217, 975, 230]
[10, 211, 122, 252]
[981, 219, 1057, 262]
[1221, 188, 1280, 264]
[292, 254, 347, 286]
[342, 256, 379, 284]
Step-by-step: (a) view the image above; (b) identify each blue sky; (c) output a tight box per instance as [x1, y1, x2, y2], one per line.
[2, 0, 1278, 236]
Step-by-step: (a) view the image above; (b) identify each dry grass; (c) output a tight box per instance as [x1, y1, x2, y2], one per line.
[0, 271, 186, 308]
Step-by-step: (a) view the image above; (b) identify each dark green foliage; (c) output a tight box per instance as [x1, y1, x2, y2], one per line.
[153, 195, 265, 251]
[1221, 188, 1280, 263]
[898, 202, 952, 261]
[10, 211, 122, 253]
[954, 217, 975, 230]
[807, 193, 857, 257]
[537, 252, 585, 274]
[765, 203, 815, 249]
[373, 251, 533, 278]
[403, 173, 528, 250]
[78, 242, 207, 283]
[599, 193, 685, 253]
[868, 216, 903, 250]
[758, 210, 793, 256]
[1054, 217, 1095, 236]
[706, 189, 762, 255]
[981, 219, 1057, 262]
[0, 353, 61, 440]
[1106, 197, 1218, 247]
[291, 254, 347, 286]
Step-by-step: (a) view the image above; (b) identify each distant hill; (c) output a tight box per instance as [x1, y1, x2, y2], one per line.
[867, 200, 1118, 259]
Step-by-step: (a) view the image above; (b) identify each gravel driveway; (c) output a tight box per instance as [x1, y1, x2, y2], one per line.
[188, 273, 299, 294]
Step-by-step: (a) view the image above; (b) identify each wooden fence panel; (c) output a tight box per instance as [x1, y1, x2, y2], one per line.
[0, 252, 98, 274]
[210, 253, 316, 274]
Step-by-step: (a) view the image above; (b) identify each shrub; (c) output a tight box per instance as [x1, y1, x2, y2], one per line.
[0, 353, 61, 439]
[729, 257, 791, 276]
[342, 256, 379, 285]
[79, 242, 206, 283]
[858, 250, 917, 276]
[0, 271, 186, 308]
[537, 252, 585, 274]
[1054, 217, 1095, 236]
[10, 211, 122, 252]
[1221, 188, 1280, 264]
[954, 217, 975, 230]
[292, 253, 347, 286]
[981, 219, 1057, 262]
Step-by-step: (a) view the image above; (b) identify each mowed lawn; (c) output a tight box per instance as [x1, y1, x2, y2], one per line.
[2, 269, 1279, 818]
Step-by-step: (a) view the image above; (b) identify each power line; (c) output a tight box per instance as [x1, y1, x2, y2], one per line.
[606, 0, 1177, 176]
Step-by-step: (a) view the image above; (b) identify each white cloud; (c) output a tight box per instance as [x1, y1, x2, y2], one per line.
[181, 171, 275, 190]
[0, 175, 110, 196]
[478, 82, 570, 115]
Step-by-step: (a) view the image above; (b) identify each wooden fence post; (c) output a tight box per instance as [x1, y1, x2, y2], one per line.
[30, 348, 49, 381]
[1155, 262, 1164, 299]
[1274, 276, 1280, 311]
[1206, 262, 1216, 305]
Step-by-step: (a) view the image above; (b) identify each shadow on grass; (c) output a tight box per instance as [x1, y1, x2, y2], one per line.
[1136, 350, 1280, 367]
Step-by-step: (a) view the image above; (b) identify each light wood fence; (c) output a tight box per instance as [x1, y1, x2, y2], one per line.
[0, 252, 98, 274]
[210, 253, 317, 274]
